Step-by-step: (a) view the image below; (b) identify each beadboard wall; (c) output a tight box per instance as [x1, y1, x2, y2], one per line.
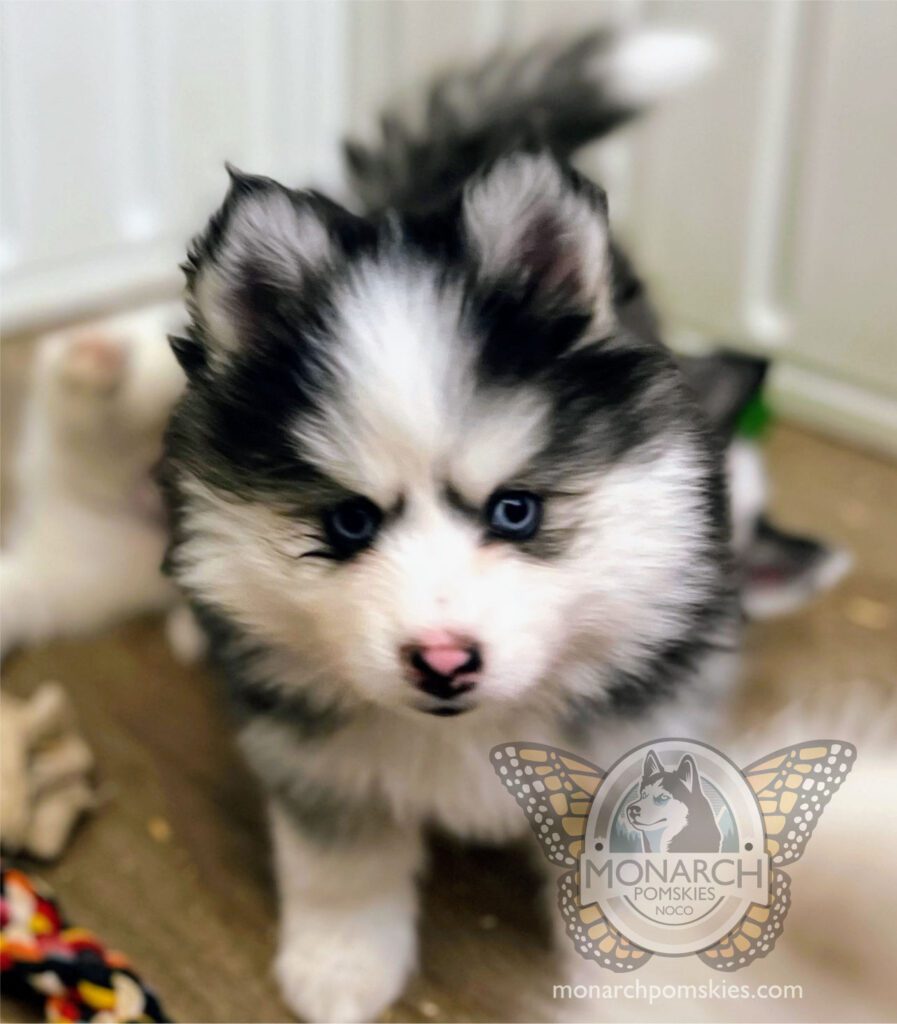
[1, 0, 895, 453]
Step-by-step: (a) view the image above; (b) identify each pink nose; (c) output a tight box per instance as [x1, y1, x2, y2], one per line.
[419, 644, 472, 677]
[401, 631, 482, 696]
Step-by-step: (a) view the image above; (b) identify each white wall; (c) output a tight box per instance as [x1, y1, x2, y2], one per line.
[2, 0, 895, 453]
[0, 0, 348, 328]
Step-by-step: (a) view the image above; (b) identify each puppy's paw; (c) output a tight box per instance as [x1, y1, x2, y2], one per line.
[165, 604, 208, 665]
[54, 331, 128, 395]
[274, 912, 415, 1023]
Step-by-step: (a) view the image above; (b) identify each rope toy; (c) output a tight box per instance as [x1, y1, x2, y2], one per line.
[1, 864, 169, 1022]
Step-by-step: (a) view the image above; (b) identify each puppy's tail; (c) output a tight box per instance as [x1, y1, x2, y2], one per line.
[344, 29, 715, 215]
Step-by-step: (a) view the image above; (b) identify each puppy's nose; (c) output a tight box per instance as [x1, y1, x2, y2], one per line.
[416, 644, 472, 677]
[402, 632, 482, 700]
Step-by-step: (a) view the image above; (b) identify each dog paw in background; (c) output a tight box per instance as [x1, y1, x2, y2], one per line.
[1, 305, 185, 660]
[164, 603, 209, 665]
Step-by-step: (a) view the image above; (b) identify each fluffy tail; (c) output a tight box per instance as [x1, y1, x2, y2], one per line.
[345, 29, 715, 215]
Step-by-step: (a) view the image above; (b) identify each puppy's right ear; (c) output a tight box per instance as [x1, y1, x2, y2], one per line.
[463, 154, 615, 332]
[677, 350, 769, 442]
[176, 168, 338, 377]
[642, 749, 663, 782]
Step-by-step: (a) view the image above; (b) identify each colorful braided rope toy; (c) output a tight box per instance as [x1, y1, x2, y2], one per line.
[0, 864, 169, 1022]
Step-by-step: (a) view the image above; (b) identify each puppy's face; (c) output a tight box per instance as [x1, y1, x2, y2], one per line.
[165, 157, 732, 719]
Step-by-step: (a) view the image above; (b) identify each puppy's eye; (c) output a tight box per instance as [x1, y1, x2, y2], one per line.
[324, 497, 382, 554]
[486, 491, 542, 541]
[654, 794, 670, 805]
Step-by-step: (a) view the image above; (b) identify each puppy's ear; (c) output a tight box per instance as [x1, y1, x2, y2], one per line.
[642, 749, 663, 782]
[178, 168, 338, 375]
[678, 350, 770, 442]
[462, 154, 614, 330]
[677, 754, 700, 793]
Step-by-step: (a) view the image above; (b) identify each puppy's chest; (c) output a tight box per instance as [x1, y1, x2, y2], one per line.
[286, 710, 566, 841]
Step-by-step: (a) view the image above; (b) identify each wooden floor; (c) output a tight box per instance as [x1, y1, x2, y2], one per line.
[2, 333, 896, 1022]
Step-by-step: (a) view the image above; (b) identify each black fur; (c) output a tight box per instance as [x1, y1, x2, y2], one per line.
[345, 31, 638, 216]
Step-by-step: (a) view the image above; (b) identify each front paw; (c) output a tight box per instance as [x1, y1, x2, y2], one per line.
[274, 912, 416, 1023]
[54, 331, 128, 395]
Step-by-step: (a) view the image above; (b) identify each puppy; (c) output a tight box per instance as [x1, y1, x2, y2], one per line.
[157, 30, 839, 1022]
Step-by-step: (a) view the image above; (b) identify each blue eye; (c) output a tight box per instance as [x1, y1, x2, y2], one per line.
[486, 491, 542, 541]
[654, 794, 670, 805]
[324, 497, 382, 555]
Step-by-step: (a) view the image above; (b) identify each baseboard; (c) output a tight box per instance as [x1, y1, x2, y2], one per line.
[1, 242, 183, 336]
[767, 360, 897, 458]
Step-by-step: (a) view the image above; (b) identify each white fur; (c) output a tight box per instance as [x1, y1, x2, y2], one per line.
[726, 440, 768, 555]
[195, 190, 331, 367]
[294, 262, 475, 500]
[243, 665, 732, 1022]
[163, 602, 208, 665]
[174, 249, 737, 1020]
[463, 155, 615, 330]
[171, 217, 742, 1019]
[603, 30, 718, 107]
[176, 241, 727, 723]
[175, 432, 724, 723]
[252, 678, 897, 1023]
[1, 306, 184, 658]
[270, 801, 421, 1024]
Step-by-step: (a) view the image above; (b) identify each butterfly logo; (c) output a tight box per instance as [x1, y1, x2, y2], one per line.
[490, 738, 855, 971]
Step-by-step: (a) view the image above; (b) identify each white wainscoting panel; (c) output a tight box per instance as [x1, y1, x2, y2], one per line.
[1, 1, 894, 452]
[0, 0, 348, 331]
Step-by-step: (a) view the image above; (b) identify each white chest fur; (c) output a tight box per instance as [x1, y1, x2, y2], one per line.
[240, 704, 566, 842]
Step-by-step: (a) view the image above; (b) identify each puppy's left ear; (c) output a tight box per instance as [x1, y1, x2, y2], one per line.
[177, 168, 342, 377]
[677, 754, 700, 793]
[463, 154, 614, 330]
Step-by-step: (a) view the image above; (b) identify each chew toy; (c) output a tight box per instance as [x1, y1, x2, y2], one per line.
[0, 683, 94, 860]
[0, 864, 169, 1022]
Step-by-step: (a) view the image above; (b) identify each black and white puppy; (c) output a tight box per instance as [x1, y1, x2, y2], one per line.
[161, 31, 793, 1022]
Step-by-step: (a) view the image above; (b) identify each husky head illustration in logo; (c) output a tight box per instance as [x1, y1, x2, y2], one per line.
[626, 749, 723, 853]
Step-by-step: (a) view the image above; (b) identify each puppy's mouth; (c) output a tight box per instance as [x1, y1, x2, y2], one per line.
[629, 816, 665, 828]
[413, 698, 476, 718]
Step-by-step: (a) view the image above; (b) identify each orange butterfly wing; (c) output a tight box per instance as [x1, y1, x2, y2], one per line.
[558, 869, 653, 972]
[743, 741, 856, 865]
[698, 869, 791, 971]
[490, 743, 603, 867]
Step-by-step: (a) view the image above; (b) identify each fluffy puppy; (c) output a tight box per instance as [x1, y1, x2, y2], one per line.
[159, 30, 742, 1021]
[159, 30, 838, 1022]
